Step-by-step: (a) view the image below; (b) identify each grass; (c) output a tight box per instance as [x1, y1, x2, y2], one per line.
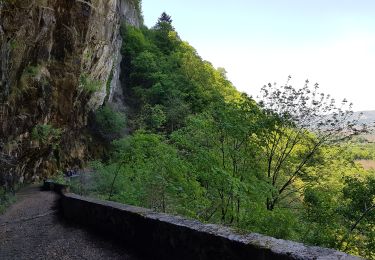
[79, 73, 102, 94]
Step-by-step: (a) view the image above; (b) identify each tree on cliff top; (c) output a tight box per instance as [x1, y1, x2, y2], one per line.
[156, 12, 173, 26]
[153, 12, 174, 32]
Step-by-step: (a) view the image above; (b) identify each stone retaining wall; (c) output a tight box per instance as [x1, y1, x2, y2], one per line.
[44, 181, 361, 260]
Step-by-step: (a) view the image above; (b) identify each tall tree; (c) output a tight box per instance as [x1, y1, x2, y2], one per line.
[258, 77, 366, 210]
[153, 12, 178, 53]
[172, 96, 264, 224]
[157, 12, 173, 25]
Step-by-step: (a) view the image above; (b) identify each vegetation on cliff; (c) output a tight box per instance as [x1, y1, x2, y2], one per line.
[1, 1, 373, 258]
[73, 12, 375, 259]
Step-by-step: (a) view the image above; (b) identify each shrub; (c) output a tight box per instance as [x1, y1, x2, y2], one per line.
[51, 171, 68, 185]
[79, 73, 102, 93]
[93, 105, 126, 140]
[31, 124, 61, 146]
[24, 65, 41, 77]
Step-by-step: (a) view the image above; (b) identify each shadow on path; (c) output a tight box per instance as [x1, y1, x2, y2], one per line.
[0, 185, 140, 260]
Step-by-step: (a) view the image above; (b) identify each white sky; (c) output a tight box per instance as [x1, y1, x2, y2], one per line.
[142, 0, 375, 111]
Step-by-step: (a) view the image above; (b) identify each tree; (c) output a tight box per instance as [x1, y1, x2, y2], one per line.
[103, 132, 203, 215]
[172, 96, 265, 224]
[142, 104, 166, 131]
[158, 12, 172, 23]
[258, 77, 366, 210]
[340, 174, 375, 258]
[152, 12, 178, 53]
[92, 105, 126, 141]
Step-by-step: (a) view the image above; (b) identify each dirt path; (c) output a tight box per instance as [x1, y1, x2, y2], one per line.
[0, 185, 139, 260]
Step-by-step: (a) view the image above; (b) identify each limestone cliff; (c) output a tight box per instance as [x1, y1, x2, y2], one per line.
[0, 0, 140, 188]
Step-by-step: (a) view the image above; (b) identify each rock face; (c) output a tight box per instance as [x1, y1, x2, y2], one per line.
[0, 0, 140, 188]
[108, 0, 140, 114]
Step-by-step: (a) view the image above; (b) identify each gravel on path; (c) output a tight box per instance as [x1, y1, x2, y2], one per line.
[0, 185, 140, 260]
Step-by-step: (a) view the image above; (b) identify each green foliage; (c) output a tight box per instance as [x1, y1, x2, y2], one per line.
[50, 171, 68, 185]
[347, 142, 375, 160]
[88, 132, 204, 216]
[120, 22, 240, 133]
[258, 79, 364, 211]
[79, 73, 102, 93]
[9, 64, 42, 102]
[77, 14, 374, 259]
[24, 65, 41, 77]
[340, 174, 375, 258]
[141, 104, 166, 130]
[31, 124, 61, 146]
[9, 39, 19, 50]
[240, 204, 301, 240]
[171, 98, 265, 224]
[93, 105, 126, 140]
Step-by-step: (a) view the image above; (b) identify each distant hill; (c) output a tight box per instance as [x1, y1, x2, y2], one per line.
[355, 110, 375, 125]
[352, 110, 375, 142]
